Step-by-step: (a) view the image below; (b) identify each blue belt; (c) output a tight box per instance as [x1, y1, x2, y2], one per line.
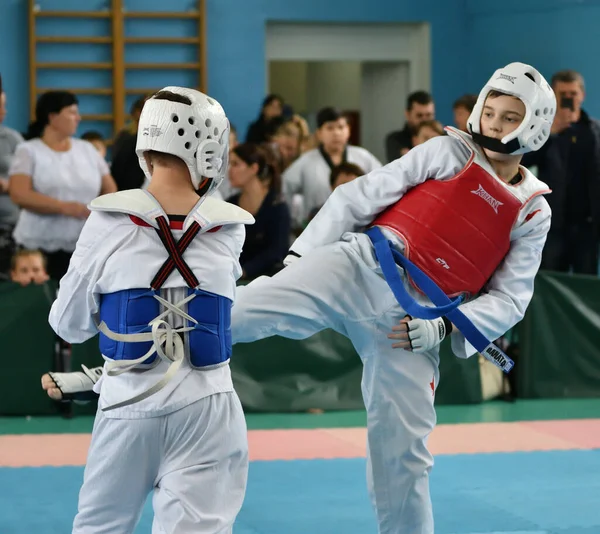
[366, 227, 514, 373]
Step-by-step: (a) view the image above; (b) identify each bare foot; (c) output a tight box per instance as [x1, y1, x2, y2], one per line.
[41, 373, 63, 400]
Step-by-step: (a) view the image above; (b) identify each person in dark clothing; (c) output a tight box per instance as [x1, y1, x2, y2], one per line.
[110, 134, 146, 190]
[112, 94, 149, 158]
[385, 91, 435, 162]
[245, 94, 284, 144]
[522, 70, 600, 275]
[227, 143, 290, 279]
[110, 95, 149, 190]
[453, 94, 477, 133]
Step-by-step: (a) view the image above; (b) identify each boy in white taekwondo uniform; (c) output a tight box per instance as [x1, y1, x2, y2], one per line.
[282, 107, 382, 228]
[42, 64, 555, 533]
[48, 88, 254, 534]
[231, 63, 556, 533]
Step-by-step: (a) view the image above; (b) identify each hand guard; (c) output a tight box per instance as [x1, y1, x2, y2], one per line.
[47, 365, 103, 403]
[407, 317, 447, 353]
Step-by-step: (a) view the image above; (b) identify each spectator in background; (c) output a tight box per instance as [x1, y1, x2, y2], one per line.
[110, 134, 147, 190]
[10, 248, 48, 286]
[217, 124, 241, 201]
[112, 94, 149, 159]
[0, 81, 24, 279]
[522, 70, 600, 274]
[452, 94, 477, 133]
[229, 123, 239, 150]
[330, 162, 365, 191]
[283, 107, 381, 230]
[291, 114, 314, 153]
[307, 162, 366, 222]
[245, 94, 284, 144]
[110, 95, 149, 191]
[81, 130, 107, 159]
[412, 120, 445, 147]
[227, 143, 291, 279]
[385, 91, 435, 162]
[8, 90, 117, 281]
[268, 118, 302, 170]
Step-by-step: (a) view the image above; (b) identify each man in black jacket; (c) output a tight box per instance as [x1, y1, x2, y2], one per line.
[522, 70, 600, 274]
[385, 91, 435, 162]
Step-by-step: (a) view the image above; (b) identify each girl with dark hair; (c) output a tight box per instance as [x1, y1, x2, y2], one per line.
[245, 94, 284, 144]
[227, 142, 290, 278]
[9, 90, 117, 281]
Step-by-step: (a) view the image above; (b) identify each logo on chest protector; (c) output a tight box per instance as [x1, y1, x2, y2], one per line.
[483, 345, 507, 368]
[471, 184, 503, 214]
[436, 258, 450, 270]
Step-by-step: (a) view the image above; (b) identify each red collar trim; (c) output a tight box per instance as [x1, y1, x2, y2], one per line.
[129, 215, 221, 233]
[129, 215, 184, 230]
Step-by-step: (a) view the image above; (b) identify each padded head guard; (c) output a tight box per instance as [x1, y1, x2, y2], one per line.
[136, 87, 230, 195]
[468, 62, 556, 155]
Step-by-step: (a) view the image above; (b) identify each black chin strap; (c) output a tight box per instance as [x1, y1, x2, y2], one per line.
[470, 131, 522, 154]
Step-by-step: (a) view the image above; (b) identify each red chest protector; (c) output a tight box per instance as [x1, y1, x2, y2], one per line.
[371, 127, 550, 298]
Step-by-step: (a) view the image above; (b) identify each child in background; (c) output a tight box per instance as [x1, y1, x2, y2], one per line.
[412, 119, 446, 147]
[81, 131, 107, 160]
[330, 162, 366, 191]
[10, 249, 49, 286]
[307, 162, 366, 222]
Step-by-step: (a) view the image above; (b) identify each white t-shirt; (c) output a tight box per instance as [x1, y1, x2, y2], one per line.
[9, 138, 109, 252]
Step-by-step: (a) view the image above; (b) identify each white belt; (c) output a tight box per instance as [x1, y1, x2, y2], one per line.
[98, 292, 198, 411]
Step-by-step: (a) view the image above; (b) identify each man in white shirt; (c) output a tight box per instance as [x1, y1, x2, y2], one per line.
[47, 87, 253, 534]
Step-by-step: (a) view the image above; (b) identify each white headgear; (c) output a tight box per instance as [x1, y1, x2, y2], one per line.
[467, 62, 556, 155]
[136, 86, 230, 194]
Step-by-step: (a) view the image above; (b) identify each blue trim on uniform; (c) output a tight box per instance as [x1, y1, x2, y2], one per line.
[366, 227, 514, 372]
[99, 288, 232, 368]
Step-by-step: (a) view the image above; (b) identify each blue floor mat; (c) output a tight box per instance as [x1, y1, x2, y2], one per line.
[1, 450, 599, 533]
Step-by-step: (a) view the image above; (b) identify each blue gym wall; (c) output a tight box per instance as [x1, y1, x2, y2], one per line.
[1, 0, 597, 139]
[0, 0, 467, 138]
[465, 0, 600, 117]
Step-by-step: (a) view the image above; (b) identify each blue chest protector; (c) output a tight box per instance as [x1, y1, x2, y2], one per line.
[99, 287, 232, 369]
[97, 214, 232, 371]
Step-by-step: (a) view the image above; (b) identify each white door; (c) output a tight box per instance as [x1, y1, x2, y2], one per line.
[265, 22, 430, 91]
[360, 62, 410, 163]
